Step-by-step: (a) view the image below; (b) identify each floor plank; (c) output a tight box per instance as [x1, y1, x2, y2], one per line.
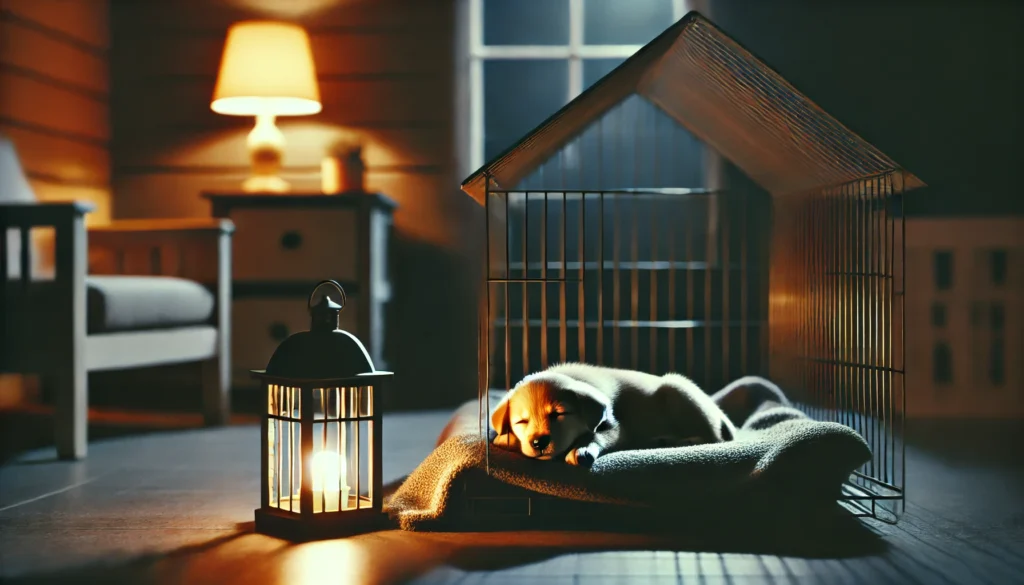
[1, 413, 1022, 584]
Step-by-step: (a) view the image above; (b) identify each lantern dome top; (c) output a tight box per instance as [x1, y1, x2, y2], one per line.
[258, 280, 377, 380]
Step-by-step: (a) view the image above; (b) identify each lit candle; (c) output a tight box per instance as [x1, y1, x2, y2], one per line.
[311, 450, 350, 513]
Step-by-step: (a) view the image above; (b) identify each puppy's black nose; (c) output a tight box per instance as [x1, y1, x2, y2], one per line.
[530, 435, 551, 451]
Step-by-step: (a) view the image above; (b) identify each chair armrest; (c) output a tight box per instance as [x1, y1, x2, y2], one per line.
[0, 201, 92, 288]
[88, 218, 235, 282]
[0, 202, 90, 371]
[0, 201, 94, 228]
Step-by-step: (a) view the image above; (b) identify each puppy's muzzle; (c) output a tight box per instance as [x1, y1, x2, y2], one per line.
[530, 435, 551, 451]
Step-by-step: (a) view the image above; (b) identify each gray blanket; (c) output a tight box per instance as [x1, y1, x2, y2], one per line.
[384, 378, 871, 531]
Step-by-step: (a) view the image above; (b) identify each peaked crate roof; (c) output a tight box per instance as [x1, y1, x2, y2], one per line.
[461, 11, 925, 204]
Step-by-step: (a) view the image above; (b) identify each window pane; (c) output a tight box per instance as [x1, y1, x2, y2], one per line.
[484, 60, 569, 161]
[484, 0, 569, 46]
[933, 250, 953, 290]
[583, 0, 674, 45]
[574, 77, 705, 190]
[930, 303, 946, 328]
[583, 58, 625, 90]
[990, 249, 1007, 286]
[933, 342, 952, 385]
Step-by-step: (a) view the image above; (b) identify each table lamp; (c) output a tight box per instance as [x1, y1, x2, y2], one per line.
[211, 21, 322, 193]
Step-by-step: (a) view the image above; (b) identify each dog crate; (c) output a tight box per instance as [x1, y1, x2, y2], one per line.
[461, 12, 923, 525]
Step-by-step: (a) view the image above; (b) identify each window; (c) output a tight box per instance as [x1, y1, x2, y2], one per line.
[990, 337, 1005, 386]
[933, 250, 953, 291]
[933, 342, 953, 385]
[930, 303, 946, 328]
[990, 249, 1007, 286]
[468, 0, 691, 171]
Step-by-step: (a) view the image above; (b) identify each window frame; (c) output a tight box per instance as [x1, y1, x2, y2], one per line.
[467, 0, 692, 172]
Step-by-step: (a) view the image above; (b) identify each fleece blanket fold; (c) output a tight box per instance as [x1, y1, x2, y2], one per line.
[384, 379, 870, 531]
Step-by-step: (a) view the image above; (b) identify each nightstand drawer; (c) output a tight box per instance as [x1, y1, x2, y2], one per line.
[231, 296, 361, 386]
[231, 208, 359, 281]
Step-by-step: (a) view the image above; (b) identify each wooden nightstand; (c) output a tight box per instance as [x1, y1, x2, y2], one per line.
[204, 192, 396, 394]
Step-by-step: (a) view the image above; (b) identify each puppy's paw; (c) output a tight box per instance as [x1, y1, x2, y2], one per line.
[565, 444, 598, 468]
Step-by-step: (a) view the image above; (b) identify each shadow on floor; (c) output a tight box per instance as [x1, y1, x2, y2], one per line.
[4, 502, 887, 585]
[904, 418, 1024, 467]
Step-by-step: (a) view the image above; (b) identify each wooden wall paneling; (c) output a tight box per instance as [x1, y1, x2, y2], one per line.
[0, 75, 109, 142]
[111, 28, 452, 79]
[0, 124, 110, 188]
[2, 0, 110, 50]
[0, 18, 109, 94]
[0, 0, 111, 226]
[110, 0, 447, 34]
[28, 181, 111, 225]
[112, 76, 452, 132]
[113, 124, 451, 171]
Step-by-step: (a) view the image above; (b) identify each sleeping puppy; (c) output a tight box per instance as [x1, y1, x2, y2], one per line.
[490, 363, 736, 467]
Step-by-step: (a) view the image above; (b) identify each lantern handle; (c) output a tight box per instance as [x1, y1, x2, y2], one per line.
[308, 280, 347, 312]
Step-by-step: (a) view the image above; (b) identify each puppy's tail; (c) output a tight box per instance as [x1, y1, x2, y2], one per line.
[710, 376, 791, 428]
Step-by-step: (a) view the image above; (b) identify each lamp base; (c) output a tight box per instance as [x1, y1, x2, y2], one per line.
[244, 113, 289, 194]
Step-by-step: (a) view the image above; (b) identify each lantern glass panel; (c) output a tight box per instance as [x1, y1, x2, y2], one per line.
[299, 385, 377, 514]
[266, 384, 302, 513]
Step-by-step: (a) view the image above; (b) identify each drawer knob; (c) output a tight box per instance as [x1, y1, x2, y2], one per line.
[268, 322, 290, 342]
[280, 230, 303, 250]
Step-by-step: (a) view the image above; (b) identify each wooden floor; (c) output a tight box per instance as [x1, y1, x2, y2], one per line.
[1, 412, 1022, 585]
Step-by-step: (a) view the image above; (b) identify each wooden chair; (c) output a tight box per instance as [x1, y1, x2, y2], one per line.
[0, 134, 233, 460]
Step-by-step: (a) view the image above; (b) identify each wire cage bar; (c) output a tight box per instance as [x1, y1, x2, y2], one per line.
[481, 186, 766, 391]
[476, 175, 905, 523]
[466, 11, 920, 525]
[768, 172, 906, 522]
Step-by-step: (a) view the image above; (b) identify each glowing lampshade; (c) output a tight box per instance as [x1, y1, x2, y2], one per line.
[211, 21, 322, 116]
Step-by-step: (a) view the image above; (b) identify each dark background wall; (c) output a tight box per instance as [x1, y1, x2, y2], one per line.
[711, 0, 1024, 217]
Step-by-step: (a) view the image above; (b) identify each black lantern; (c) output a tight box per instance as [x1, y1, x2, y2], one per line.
[253, 280, 391, 540]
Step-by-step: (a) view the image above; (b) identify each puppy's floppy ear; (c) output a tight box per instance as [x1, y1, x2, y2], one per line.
[565, 385, 609, 431]
[490, 391, 513, 436]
